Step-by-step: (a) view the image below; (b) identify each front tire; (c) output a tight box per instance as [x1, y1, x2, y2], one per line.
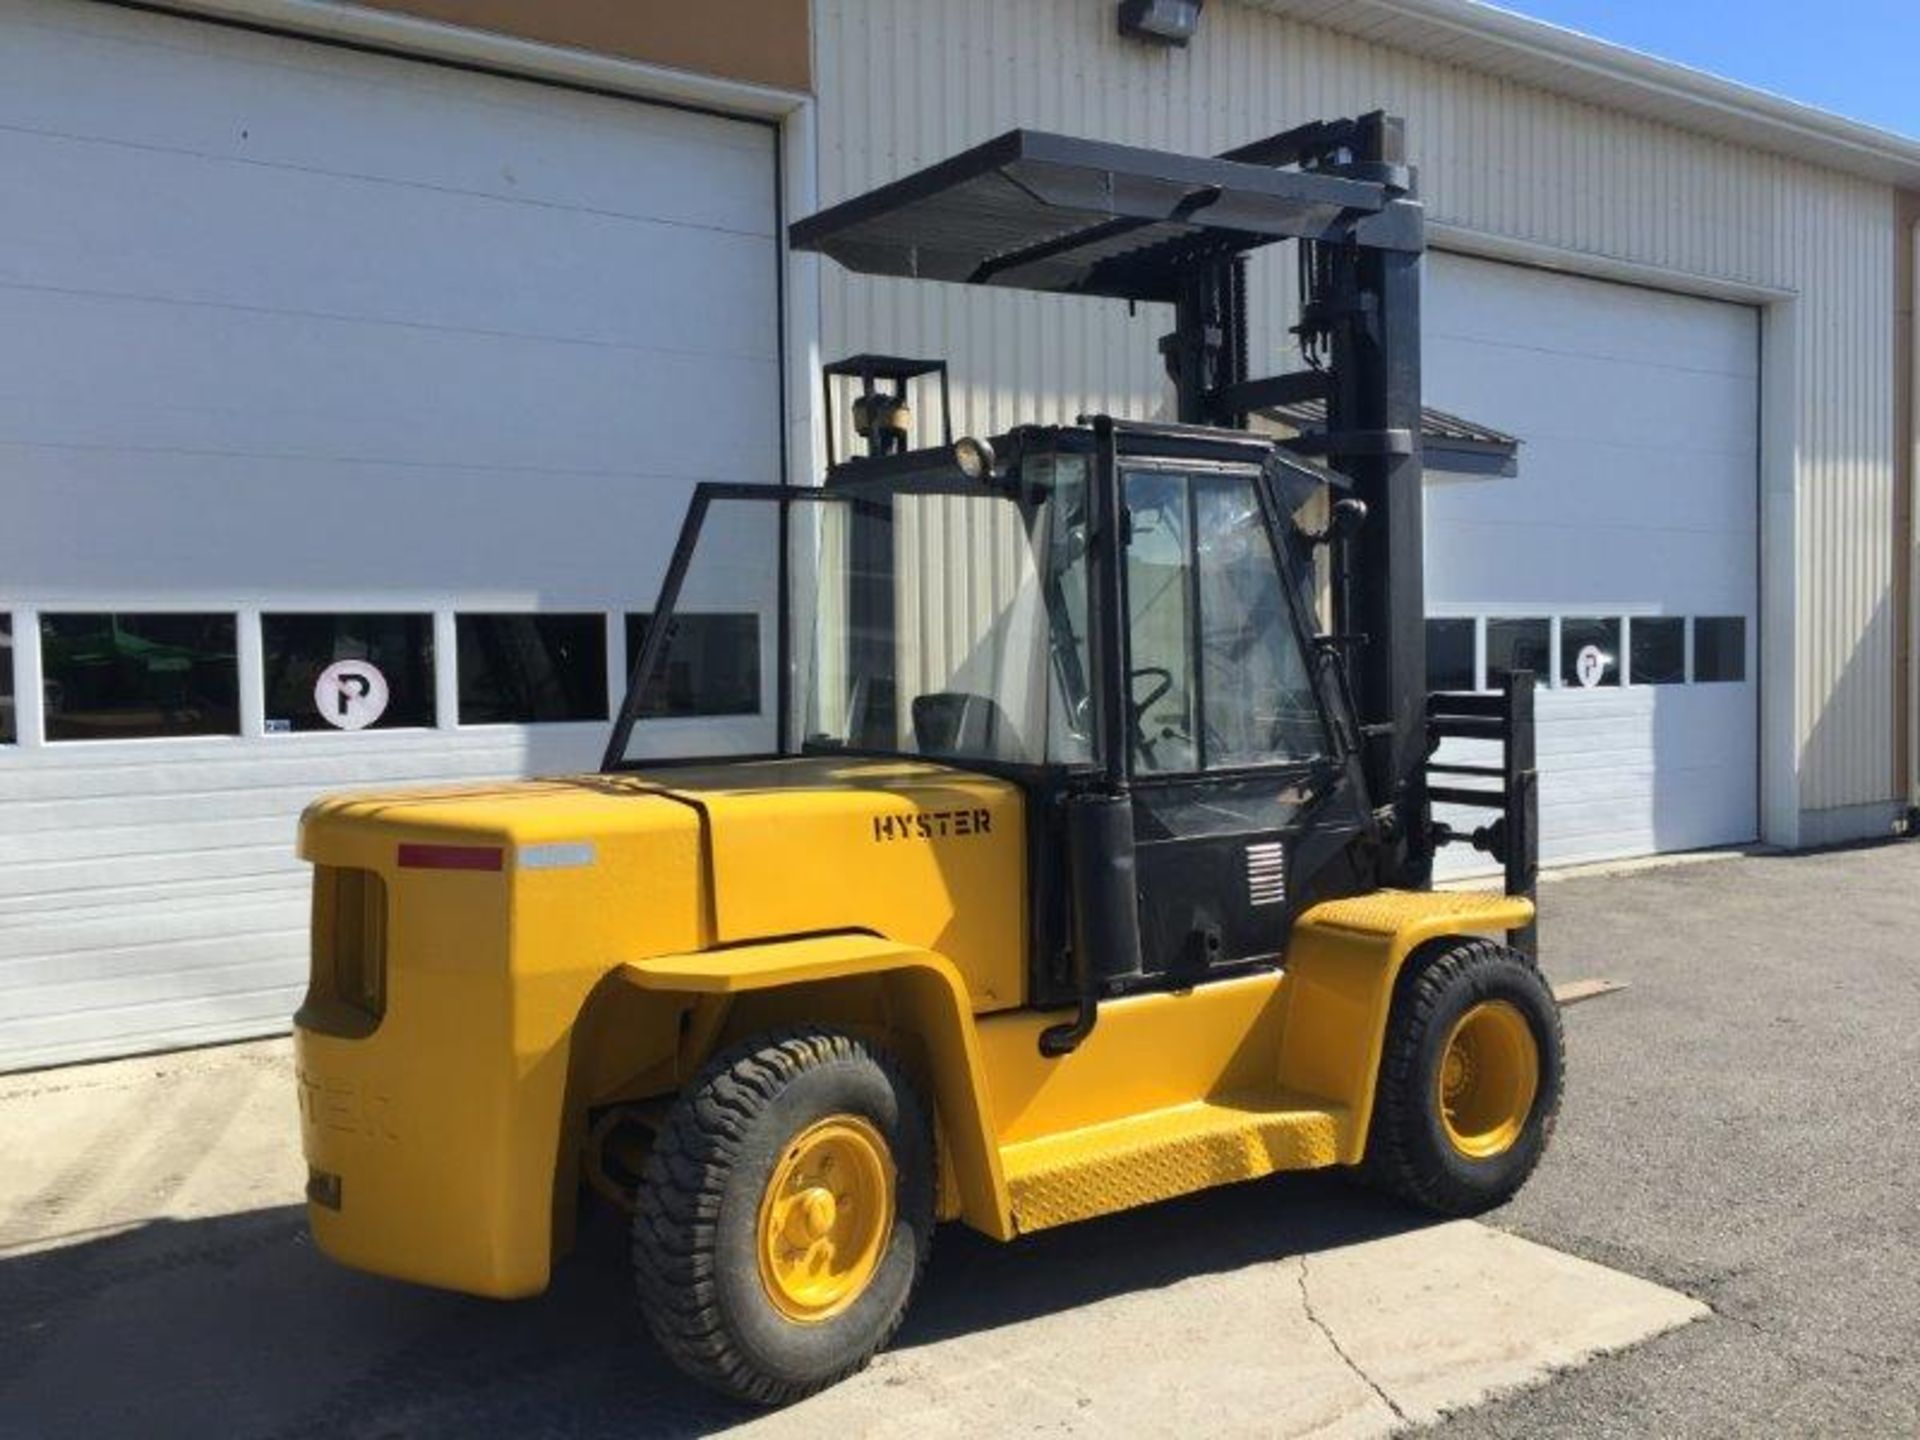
[1364, 938, 1564, 1215]
[632, 1028, 935, 1406]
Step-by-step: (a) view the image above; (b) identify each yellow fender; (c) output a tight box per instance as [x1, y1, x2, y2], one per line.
[618, 933, 1015, 1240]
[1276, 889, 1536, 1163]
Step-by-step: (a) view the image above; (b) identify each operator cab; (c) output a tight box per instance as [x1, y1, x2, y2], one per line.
[605, 397, 1376, 1015]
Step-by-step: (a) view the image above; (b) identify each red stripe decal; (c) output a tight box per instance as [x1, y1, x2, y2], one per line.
[397, 843, 504, 872]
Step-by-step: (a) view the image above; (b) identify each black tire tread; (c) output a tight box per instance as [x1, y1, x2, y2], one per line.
[631, 1028, 930, 1406]
[1365, 938, 1563, 1215]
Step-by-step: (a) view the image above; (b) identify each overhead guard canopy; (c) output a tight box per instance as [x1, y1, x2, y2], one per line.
[1261, 397, 1522, 478]
[788, 129, 1397, 303]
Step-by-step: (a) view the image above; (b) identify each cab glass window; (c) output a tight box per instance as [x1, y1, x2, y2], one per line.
[624, 613, 760, 718]
[1123, 470, 1198, 773]
[782, 483, 1083, 770]
[1035, 452, 1096, 765]
[1123, 469, 1327, 776]
[1194, 476, 1327, 768]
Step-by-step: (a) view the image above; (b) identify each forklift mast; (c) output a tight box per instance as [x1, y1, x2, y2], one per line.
[1161, 113, 1431, 886]
[792, 116, 1438, 889]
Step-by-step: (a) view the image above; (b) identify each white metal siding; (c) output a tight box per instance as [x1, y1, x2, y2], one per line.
[0, 0, 781, 1069]
[814, 0, 1899, 830]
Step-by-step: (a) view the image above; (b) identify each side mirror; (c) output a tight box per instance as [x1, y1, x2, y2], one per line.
[1329, 497, 1368, 539]
[1300, 496, 1368, 547]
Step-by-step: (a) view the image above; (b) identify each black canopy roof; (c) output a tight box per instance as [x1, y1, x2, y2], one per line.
[789, 129, 1390, 303]
[1262, 397, 1521, 478]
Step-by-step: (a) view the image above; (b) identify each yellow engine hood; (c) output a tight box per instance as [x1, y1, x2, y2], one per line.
[299, 756, 1027, 1011]
[633, 758, 1026, 1009]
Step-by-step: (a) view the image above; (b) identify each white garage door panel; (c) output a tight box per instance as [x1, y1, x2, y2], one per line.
[8, 438, 778, 605]
[1426, 255, 1758, 376]
[1, 3, 773, 233]
[3, 985, 310, 1061]
[0, 895, 304, 966]
[1457, 448, 1755, 543]
[7, 943, 303, 1017]
[1430, 520, 1756, 615]
[0, 729, 554, 804]
[1439, 349, 1755, 459]
[0, 0, 781, 1071]
[1426, 254, 1759, 871]
[0, 132, 778, 347]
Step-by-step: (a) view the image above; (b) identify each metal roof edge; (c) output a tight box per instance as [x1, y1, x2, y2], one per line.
[1244, 0, 1920, 190]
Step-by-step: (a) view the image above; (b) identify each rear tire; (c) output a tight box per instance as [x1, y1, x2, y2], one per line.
[632, 1028, 935, 1406]
[1363, 938, 1563, 1215]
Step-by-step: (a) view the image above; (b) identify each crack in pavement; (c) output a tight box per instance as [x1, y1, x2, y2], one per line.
[1295, 1252, 1410, 1431]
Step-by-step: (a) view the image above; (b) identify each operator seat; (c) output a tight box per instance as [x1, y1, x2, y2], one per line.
[911, 691, 1011, 760]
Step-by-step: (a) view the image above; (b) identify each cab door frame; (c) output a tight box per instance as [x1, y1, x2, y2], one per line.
[1111, 449, 1350, 987]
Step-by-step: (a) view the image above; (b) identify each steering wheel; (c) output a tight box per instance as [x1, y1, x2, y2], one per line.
[1129, 665, 1174, 716]
[1128, 666, 1178, 765]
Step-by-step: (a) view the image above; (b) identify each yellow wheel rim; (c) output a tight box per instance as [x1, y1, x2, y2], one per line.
[1436, 1001, 1540, 1160]
[756, 1115, 895, 1323]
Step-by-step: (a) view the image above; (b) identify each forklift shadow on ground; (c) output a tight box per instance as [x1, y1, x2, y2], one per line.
[0, 1175, 1436, 1437]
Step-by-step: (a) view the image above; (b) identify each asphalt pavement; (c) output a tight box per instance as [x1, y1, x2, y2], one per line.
[1437, 839, 1920, 1437]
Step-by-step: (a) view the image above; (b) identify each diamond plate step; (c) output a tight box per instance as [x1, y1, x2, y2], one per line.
[1000, 1090, 1347, 1234]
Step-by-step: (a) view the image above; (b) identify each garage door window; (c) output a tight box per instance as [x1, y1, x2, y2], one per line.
[1486, 618, 1550, 689]
[457, 614, 607, 724]
[0, 615, 13, 744]
[40, 613, 239, 740]
[624, 614, 760, 718]
[1693, 617, 1746, 683]
[1629, 617, 1686, 686]
[1559, 617, 1621, 688]
[1426, 618, 1476, 691]
[263, 614, 436, 732]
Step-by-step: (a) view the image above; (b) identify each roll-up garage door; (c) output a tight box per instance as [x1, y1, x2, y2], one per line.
[1425, 252, 1759, 870]
[0, 0, 782, 1069]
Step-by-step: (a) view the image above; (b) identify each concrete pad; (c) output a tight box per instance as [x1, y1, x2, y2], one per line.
[743, 1257, 1398, 1439]
[747, 1224, 1703, 1438]
[0, 1039, 1706, 1437]
[0, 1039, 302, 1257]
[1302, 1221, 1708, 1427]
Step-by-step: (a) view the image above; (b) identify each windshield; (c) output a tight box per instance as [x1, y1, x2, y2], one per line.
[610, 455, 1096, 769]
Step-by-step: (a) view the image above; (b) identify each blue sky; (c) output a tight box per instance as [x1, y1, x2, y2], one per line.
[1496, 1, 1919, 140]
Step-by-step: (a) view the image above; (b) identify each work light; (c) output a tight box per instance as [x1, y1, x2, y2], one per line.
[952, 436, 995, 480]
[1118, 0, 1203, 47]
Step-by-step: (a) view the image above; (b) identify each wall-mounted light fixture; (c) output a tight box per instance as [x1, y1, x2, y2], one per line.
[1118, 0, 1204, 47]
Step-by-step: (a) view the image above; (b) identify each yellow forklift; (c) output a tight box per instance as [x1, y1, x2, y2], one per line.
[294, 115, 1558, 1405]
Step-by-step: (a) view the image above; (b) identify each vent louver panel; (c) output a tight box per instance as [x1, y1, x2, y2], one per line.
[1245, 842, 1286, 908]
